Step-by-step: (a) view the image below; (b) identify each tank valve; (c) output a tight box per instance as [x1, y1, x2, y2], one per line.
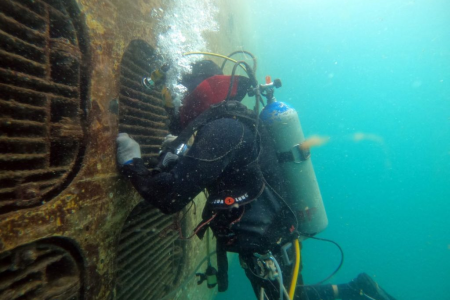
[273, 78, 282, 88]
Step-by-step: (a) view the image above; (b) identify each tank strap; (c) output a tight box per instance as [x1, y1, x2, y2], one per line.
[277, 144, 311, 163]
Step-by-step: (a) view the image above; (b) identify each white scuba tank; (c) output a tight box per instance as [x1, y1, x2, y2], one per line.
[260, 101, 328, 236]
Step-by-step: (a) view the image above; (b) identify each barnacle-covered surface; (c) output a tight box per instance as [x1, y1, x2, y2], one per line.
[0, 0, 252, 299]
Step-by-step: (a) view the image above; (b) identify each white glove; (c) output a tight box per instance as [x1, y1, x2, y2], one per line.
[161, 152, 179, 168]
[155, 151, 179, 172]
[116, 133, 141, 165]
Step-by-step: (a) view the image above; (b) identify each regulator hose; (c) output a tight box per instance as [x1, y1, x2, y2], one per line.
[221, 50, 257, 73]
[225, 60, 256, 101]
[289, 239, 301, 299]
[299, 234, 345, 286]
[270, 256, 284, 300]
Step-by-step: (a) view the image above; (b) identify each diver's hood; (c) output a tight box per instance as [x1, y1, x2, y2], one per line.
[179, 75, 250, 129]
[181, 60, 224, 92]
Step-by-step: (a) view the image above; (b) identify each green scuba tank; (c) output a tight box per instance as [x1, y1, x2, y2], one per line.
[260, 101, 328, 236]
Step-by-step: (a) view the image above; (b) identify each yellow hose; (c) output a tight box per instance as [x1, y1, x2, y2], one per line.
[289, 239, 301, 299]
[183, 51, 247, 72]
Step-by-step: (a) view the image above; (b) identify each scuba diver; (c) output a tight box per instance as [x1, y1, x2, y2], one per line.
[116, 56, 397, 300]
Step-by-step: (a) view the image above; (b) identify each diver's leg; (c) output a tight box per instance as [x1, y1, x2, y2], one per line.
[335, 273, 397, 300]
[296, 284, 336, 300]
[296, 273, 397, 300]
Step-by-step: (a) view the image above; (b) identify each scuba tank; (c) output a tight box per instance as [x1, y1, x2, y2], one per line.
[259, 83, 328, 237]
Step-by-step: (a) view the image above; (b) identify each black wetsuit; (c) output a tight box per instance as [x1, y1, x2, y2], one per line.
[122, 116, 338, 300]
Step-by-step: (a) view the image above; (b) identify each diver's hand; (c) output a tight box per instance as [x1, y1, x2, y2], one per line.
[116, 133, 141, 166]
[162, 152, 179, 168]
[161, 134, 177, 151]
[155, 151, 179, 172]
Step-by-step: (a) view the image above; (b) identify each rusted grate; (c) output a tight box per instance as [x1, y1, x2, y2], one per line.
[0, 0, 89, 214]
[115, 201, 185, 300]
[0, 239, 82, 300]
[118, 40, 168, 169]
[116, 40, 184, 300]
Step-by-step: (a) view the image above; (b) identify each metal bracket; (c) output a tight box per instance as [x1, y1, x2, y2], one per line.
[281, 242, 293, 266]
[277, 143, 311, 164]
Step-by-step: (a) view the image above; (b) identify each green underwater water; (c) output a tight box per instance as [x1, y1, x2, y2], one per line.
[216, 0, 450, 300]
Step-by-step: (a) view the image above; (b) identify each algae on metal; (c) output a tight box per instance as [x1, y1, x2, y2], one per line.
[0, 0, 253, 299]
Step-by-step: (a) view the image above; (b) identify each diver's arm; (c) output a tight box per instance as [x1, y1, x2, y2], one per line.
[120, 118, 250, 214]
[121, 158, 196, 213]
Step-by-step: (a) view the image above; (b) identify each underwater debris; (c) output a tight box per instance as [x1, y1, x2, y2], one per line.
[352, 132, 384, 144]
[352, 132, 391, 169]
[300, 135, 330, 150]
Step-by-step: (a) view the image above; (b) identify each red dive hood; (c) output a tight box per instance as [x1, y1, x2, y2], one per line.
[179, 75, 250, 129]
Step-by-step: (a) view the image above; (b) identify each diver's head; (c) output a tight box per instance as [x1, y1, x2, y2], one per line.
[181, 60, 223, 92]
[167, 60, 223, 135]
[174, 59, 250, 132]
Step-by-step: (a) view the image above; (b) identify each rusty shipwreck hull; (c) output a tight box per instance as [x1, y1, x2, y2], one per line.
[0, 0, 252, 299]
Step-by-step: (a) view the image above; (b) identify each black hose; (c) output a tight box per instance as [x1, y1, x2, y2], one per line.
[221, 50, 257, 73]
[225, 60, 256, 101]
[298, 234, 345, 286]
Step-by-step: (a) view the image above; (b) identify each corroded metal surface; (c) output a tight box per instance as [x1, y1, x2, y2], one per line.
[118, 39, 167, 168]
[114, 39, 186, 300]
[0, 0, 252, 299]
[0, 0, 87, 215]
[0, 238, 82, 300]
[115, 202, 184, 300]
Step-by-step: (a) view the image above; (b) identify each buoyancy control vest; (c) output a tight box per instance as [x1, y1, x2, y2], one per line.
[168, 100, 297, 292]
[167, 100, 296, 246]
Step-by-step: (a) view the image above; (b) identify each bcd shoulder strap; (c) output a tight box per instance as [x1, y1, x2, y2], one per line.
[167, 100, 257, 152]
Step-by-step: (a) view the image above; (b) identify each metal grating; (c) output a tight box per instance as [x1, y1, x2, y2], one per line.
[0, 0, 89, 214]
[0, 239, 82, 300]
[116, 39, 184, 300]
[115, 201, 185, 300]
[118, 39, 168, 169]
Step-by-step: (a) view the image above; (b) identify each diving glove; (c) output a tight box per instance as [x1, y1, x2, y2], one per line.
[160, 134, 177, 151]
[155, 151, 179, 172]
[116, 133, 141, 166]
